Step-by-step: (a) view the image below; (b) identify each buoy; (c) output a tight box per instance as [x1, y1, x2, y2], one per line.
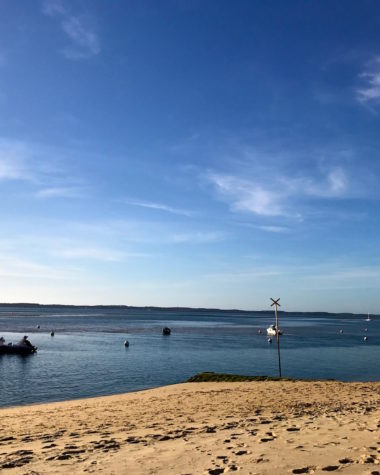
[258, 329, 262, 334]
[36, 325, 40, 329]
[364, 336, 368, 341]
[339, 329, 343, 334]
[124, 340, 129, 347]
[365, 328, 368, 332]
[267, 338, 272, 344]
[50, 330, 55, 336]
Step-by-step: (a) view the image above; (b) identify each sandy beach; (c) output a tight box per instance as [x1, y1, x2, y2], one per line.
[0, 380, 380, 474]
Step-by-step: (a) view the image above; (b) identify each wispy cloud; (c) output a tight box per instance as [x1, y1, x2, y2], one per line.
[0, 254, 79, 280]
[122, 199, 193, 217]
[238, 222, 289, 234]
[309, 266, 380, 281]
[42, 0, 100, 60]
[42, 0, 65, 16]
[0, 158, 29, 181]
[280, 168, 347, 199]
[169, 231, 225, 244]
[326, 168, 347, 195]
[0, 230, 148, 267]
[207, 173, 283, 217]
[205, 267, 284, 283]
[301, 264, 380, 291]
[0, 137, 87, 198]
[206, 165, 348, 219]
[0, 140, 34, 182]
[35, 186, 87, 199]
[203, 261, 380, 289]
[53, 247, 145, 262]
[257, 225, 289, 233]
[357, 56, 380, 104]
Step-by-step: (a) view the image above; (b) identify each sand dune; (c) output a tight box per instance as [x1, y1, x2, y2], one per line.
[0, 381, 380, 474]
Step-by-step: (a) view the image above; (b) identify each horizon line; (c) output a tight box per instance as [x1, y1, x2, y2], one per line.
[0, 302, 375, 317]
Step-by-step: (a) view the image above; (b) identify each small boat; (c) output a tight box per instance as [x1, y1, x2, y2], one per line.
[365, 313, 371, 322]
[267, 338, 272, 344]
[124, 340, 129, 347]
[162, 327, 171, 335]
[364, 336, 368, 342]
[0, 336, 37, 355]
[50, 330, 55, 336]
[266, 324, 282, 336]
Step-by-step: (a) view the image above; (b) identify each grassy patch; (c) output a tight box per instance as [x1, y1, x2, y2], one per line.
[187, 372, 291, 382]
[187, 372, 337, 383]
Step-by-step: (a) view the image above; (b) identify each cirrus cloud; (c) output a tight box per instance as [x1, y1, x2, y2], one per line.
[121, 198, 194, 217]
[42, 0, 100, 60]
[357, 56, 380, 104]
[206, 166, 348, 219]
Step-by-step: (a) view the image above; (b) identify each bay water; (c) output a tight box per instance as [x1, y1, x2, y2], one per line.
[0, 306, 378, 407]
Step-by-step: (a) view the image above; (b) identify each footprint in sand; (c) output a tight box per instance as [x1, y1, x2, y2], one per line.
[0, 436, 16, 443]
[338, 458, 353, 464]
[55, 453, 73, 460]
[363, 455, 377, 463]
[321, 466, 339, 472]
[208, 468, 225, 474]
[234, 450, 248, 456]
[21, 436, 34, 442]
[0, 449, 35, 469]
[292, 467, 313, 474]
[42, 443, 57, 449]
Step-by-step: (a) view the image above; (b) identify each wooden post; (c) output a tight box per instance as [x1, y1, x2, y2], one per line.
[270, 297, 282, 378]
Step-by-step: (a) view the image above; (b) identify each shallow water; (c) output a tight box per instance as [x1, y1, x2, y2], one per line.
[0, 306, 378, 407]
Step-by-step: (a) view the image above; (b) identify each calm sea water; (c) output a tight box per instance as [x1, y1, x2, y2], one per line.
[0, 306, 379, 407]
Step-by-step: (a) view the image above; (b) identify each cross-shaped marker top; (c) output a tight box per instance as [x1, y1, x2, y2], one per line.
[270, 298, 280, 307]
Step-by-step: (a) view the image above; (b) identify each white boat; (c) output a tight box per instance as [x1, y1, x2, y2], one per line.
[266, 324, 282, 336]
[365, 313, 371, 322]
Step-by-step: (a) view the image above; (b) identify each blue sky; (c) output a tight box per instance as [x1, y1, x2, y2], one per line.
[1, 0, 380, 311]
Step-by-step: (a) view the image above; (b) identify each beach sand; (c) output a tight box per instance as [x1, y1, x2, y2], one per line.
[0, 381, 380, 474]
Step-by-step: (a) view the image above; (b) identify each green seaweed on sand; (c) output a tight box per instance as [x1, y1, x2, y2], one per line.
[187, 372, 287, 382]
[187, 372, 335, 382]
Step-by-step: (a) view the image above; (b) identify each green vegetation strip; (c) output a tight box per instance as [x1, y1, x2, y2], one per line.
[187, 372, 291, 382]
[187, 372, 337, 382]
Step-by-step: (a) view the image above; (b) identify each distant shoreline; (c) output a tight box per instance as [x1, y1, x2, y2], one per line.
[0, 302, 375, 317]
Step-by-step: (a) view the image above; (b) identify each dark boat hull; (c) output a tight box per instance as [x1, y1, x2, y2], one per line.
[0, 345, 37, 355]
